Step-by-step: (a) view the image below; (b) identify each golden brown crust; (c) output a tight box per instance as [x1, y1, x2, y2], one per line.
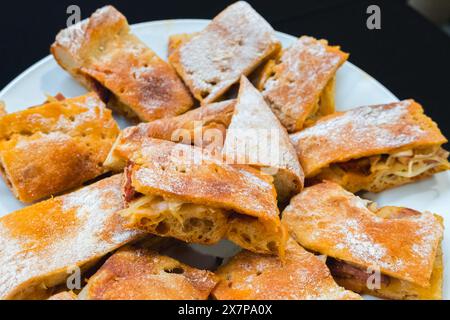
[223, 76, 304, 203]
[51, 5, 194, 122]
[0, 101, 6, 117]
[169, 1, 281, 104]
[127, 139, 280, 224]
[0, 175, 142, 300]
[213, 240, 361, 300]
[282, 181, 444, 287]
[290, 100, 448, 177]
[261, 36, 348, 132]
[79, 247, 218, 300]
[0, 93, 120, 203]
[105, 100, 236, 171]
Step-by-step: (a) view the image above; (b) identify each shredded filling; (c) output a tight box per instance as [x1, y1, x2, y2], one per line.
[317, 146, 450, 192]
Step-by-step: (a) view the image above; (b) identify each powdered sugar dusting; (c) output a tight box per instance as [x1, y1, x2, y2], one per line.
[0, 175, 140, 299]
[335, 219, 388, 265]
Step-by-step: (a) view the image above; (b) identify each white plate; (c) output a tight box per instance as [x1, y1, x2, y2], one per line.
[0, 19, 448, 299]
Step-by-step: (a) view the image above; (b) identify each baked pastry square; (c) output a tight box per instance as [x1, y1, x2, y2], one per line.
[169, 1, 281, 104]
[0, 175, 142, 300]
[116, 138, 286, 256]
[282, 181, 444, 300]
[105, 99, 236, 172]
[51, 5, 194, 122]
[0, 93, 120, 203]
[222, 77, 304, 203]
[290, 100, 449, 193]
[78, 246, 218, 300]
[213, 239, 361, 300]
[259, 36, 348, 132]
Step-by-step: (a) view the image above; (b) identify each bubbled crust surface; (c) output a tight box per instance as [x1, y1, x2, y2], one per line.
[169, 1, 281, 104]
[290, 100, 448, 177]
[213, 240, 361, 300]
[0, 175, 141, 300]
[52, 6, 194, 122]
[125, 138, 280, 226]
[82, 247, 218, 300]
[282, 181, 444, 287]
[0, 93, 120, 203]
[223, 77, 304, 196]
[262, 36, 348, 132]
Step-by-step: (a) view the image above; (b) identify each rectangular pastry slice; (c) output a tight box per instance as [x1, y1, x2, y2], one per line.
[0, 175, 142, 300]
[115, 138, 286, 256]
[78, 246, 218, 300]
[105, 99, 236, 172]
[0, 93, 120, 203]
[169, 1, 281, 104]
[290, 100, 450, 193]
[222, 76, 304, 203]
[51, 6, 194, 122]
[213, 239, 361, 300]
[282, 181, 444, 300]
[259, 36, 348, 132]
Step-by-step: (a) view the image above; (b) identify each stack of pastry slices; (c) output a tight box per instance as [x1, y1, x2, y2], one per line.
[0, 2, 447, 300]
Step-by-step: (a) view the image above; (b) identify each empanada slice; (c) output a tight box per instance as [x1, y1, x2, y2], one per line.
[169, 1, 281, 104]
[0, 175, 142, 300]
[290, 100, 449, 193]
[78, 246, 218, 300]
[260, 36, 348, 132]
[117, 138, 286, 256]
[0, 93, 119, 203]
[51, 6, 194, 122]
[282, 181, 444, 300]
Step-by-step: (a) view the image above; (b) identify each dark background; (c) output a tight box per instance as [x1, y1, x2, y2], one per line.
[1, 0, 449, 137]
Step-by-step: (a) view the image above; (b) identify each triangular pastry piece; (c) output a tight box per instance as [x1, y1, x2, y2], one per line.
[105, 99, 236, 172]
[223, 76, 304, 203]
[0, 175, 142, 300]
[116, 138, 286, 256]
[282, 181, 444, 300]
[48, 292, 78, 300]
[0, 93, 119, 203]
[213, 239, 361, 300]
[290, 100, 449, 193]
[259, 36, 348, 132]
[51, 6, 194, 122]
[78, 246, 218, 300]
[169, 1, 281, 104]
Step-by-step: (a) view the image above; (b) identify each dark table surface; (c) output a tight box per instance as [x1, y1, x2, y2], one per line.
[1, 0, 449, 137]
